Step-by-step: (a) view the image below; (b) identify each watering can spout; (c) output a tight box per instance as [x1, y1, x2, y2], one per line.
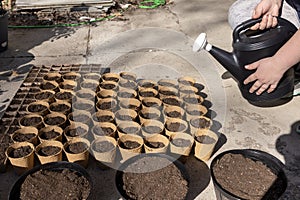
[193, 33, 244, 81]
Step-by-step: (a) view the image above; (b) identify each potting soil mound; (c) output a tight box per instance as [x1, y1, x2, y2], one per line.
[122, 156, 188, 200]
[212, 153, 278, 200]
[20, 169, 90, 200]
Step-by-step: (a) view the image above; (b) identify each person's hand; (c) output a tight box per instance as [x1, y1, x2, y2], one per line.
[251, 0, 282, 30]
[243, 57, 286, 95]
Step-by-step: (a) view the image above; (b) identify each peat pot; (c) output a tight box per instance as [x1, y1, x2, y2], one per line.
[210, 149, 287, 200]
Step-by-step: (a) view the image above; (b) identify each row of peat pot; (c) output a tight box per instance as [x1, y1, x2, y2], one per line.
[5, 126, 218, 173]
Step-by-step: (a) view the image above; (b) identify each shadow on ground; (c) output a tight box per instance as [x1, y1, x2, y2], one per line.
[276, 121, 300, 200]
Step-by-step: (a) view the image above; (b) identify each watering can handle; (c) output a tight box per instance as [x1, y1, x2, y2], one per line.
[233, 17, 287, 41]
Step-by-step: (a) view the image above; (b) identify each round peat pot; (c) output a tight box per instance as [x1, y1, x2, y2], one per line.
[115, 153, 189, 200]
[9, 161, 93, 200]
[210, 149, 287, 200]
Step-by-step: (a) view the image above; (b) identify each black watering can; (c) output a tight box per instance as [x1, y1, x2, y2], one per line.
[193, 17, 298, 107]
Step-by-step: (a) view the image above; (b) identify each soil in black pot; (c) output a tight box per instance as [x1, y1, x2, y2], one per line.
[142, 126, 162, 134]
[67, 127, 87, 137]
[196, 135, 216, 144]
[44, 116, 65, 126]
[163, 98, 180, 106]
[28, 104, 47, 113]
[119, 141, 140, 149]
[92, 141, 115, 153]
[13, 133, 36, 142]
[121, 156, 188, 200]
[20, 169, 90, 200]
[40, 130, 60, 140]
[38, 146, 61, 156]
[94, 127, 114, 136]
[66, 142, 88, 154]
[213, 153, 279, 200]
[166, 122, 186, 132]
[190, 118, 210, 129]
[166, 111, 182, 118]
[21, 117, 42, 126]
[171, 138, 191, 147]
[145, 141, 165, 149]
[9, 146, 33, 158]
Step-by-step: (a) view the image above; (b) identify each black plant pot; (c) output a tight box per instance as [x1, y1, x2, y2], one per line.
[8, 161, 93, 200]
[115, 153, 189, 200]
[210, 149, 287, 200]
[0, 9, 8, 52]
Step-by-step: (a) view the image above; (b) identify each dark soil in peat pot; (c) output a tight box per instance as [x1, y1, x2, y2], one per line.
[28, 104, 47, 113]
[163, 98, 180, 106]
[119, 127, 139, 134]
[66, 142, 88, 154]
[70, 114, 90, 123]
[118, 92, 135, 98]
[35, 91, 54, 100]
[121, 156, 188, 200]
[213, 153, 280, 200]
[9, 146, 33, 158]
[145, 141, 165, 149]
[183, 97, 199, 104]
[94, 115, 114, 122]
[21, 117, 42, 126]
[187, 110, 204, 116]
[20, 169, 90, 200]
[143, 101, 160, 107]
[143, 126, 162, 134]
[166, 111, 182, 118]
[139, 91, 156, 98]
[55, 92, 73, 100]
[41, 82, 56, 90]
[116, 114, 133, 121]
[13, 133, 36, 142]
[166, 122, 186, 132]
[40, 130, 60, 140]
[93, 141, 115, 153]
[94, 127, 114, 136]
[141, 112, 159, 119]
[98, 102, 116, 110]
[190, 118, 210, 129]
[50, 104, 70, 112]
[38, 146, 61, 156]
[44, 116, 65, 126]
[67, 127, 87, 137]
[120, 141, 140, 149]
[196, 135, 216, 144]
[171, 138, 191, 147]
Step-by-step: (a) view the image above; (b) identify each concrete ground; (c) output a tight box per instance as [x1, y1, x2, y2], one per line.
[1, 0, 300, 199]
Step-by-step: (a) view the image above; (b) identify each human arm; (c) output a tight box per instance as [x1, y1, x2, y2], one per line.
[243, 29, 300, 95]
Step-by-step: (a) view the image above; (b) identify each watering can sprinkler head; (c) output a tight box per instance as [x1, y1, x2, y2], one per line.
[193, 33, 212, 52]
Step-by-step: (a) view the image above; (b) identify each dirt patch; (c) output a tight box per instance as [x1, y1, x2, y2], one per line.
[93, 127, 114, 136]
[212, 153, 280, 200]
[166, 111, 182, 118]
[20, 169, 90, 200]
[39, 129, 60, 140]
[28, 104, 48, 113]
[190, 118, 210, 129]
[119, 126, 139, 134]
[121, 156, 188, 200]
[195, 135, 216, 144]
[44, 116, 65, 126]
[142, 126, 162, 134]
